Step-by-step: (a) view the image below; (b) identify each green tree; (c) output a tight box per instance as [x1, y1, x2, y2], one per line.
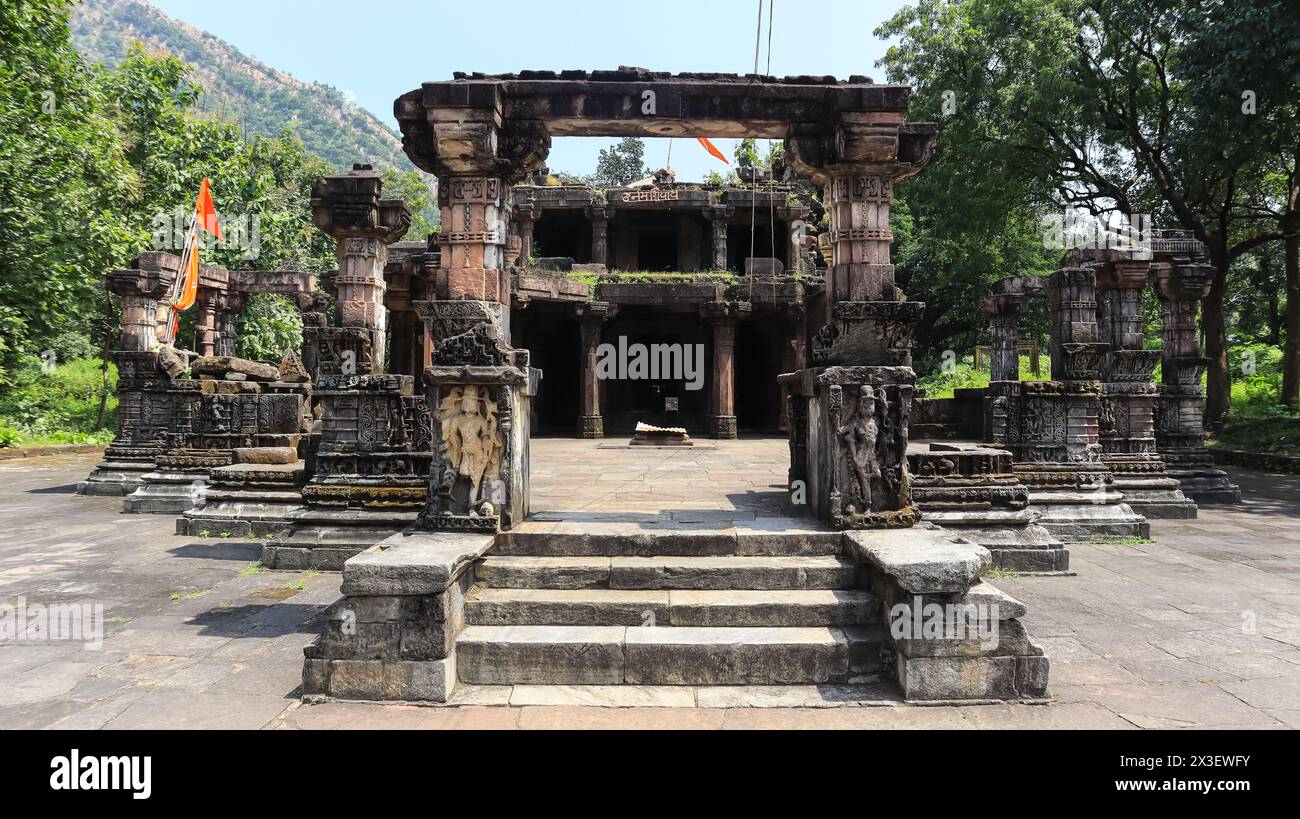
[593, 137, 649, 186]
[0, 0, 138, 384]
[877, 0, 1291, 423]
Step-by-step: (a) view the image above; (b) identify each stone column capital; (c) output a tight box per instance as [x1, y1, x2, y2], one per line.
[574, 301, 617, 324]
[981, 292, 1027, 319]
[1093, 258, 1152, 291]
[1152, 261, 1215, 303]
[395, 91, 551, 182]
[700, 301, 753, 324]
[311, 165, 412, 244]
[785, 116, 938, 186]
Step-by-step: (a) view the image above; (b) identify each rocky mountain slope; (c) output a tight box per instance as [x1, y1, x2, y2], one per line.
[70, 0, 412, 171]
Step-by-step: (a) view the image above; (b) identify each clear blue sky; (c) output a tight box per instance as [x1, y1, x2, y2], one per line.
[150, 0, 911, 180]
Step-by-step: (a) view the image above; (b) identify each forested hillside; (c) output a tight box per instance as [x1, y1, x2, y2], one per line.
[70, 0, 411, 171]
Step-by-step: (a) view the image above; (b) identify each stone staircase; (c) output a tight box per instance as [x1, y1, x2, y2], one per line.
[454, 526, 889, 687]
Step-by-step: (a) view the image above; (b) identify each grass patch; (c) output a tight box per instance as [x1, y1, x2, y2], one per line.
[284, 570, 319, 592]
[985, 568, 1023, 580]
[168, 588, 209, 602]
[239, 562, 270, 576]
[916, 353, 1049, 400]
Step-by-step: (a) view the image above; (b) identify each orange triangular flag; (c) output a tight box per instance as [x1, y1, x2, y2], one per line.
[195, 178, 222, 240]
[697, 137, 730, 165]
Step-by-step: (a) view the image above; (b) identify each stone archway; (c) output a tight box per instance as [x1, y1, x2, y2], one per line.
[391, 69, 937, 531]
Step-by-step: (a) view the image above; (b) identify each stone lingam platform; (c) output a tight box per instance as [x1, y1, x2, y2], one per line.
[630, 422, 694, 447]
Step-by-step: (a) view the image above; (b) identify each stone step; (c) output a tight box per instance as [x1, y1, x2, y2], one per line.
[495, 521, 841, 557]
[475, 555, 861, 591]
[464, 588, 878, 627]
[261, 525, 401, 571]
[456, 625, 886, 686]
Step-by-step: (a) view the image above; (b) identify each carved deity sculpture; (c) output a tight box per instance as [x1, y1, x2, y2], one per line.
[438, 385, 503, 515]
[838, 385, 887, 511]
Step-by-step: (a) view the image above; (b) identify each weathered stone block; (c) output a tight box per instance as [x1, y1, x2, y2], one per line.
[341, 531, 495, 596]
[897, 655, 1020, 701]
[844, 528, 989, 594]
[233, 447, 297, 465]
[192, 355, 280, 382]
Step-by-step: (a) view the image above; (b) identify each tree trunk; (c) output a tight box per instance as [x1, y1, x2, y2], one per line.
[1203, 242, 1232, 427]
[1282, 216, 1300, 408]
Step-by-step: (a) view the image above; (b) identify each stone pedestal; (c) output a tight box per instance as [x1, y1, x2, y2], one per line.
[992, 380, 1148, 542]
[126, 377, 309, 515]
[784, 366, 920, 529]
[302, 530, 495, 704]
[844, 529, 1049, 702]
[1153, 262, 1242, 504]
[301, 374, 432, 510]
[416, 301, 536, 533]
[908, 443, 1069, 574]
[180, 462, 306, 537]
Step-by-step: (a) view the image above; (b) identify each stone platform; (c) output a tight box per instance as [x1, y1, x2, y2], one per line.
[4, 449, 1298, 728]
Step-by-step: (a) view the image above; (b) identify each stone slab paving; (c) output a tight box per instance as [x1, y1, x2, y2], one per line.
[0, 444, 1296, 729]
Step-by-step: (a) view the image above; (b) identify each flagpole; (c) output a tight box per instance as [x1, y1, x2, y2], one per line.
[168, 220, 200, 346]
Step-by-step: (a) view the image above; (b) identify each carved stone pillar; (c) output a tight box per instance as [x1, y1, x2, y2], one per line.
[780, 116, 937, 529]
[515, 204, 537, 264]
[589, 206, 609, 268]
[1048, 266, 1106, 380]
[779, 306, 807, 433]
[215, 292, 241, 358]
[707, 206, 730, 270]
[196, 289, 219, 357]
[575, 302, 615, 438]
[78, 258, 182, 497]
[702, 302, 750, 439]
[1093, 256, 1196, 518]
[311, 164, 412, 371]
[1152, 260, 1242, 503]
[396, 98, 550, 532]
[439, 175, 511, 307]
[994, 265, 1147, 542]
[983, 294, 1025, 384]
[299, 167, 428, 521]
[109, 259, 176, 352]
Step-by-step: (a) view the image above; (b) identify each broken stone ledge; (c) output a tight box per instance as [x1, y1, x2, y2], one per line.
[303, 530, 495, 703]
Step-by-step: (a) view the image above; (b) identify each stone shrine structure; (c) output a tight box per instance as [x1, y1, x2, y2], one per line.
[95, 69, 1265, 706]
[979, 267, 1148, 541]
[299, 69, 1047, 705]
[78, 252, 317, 507]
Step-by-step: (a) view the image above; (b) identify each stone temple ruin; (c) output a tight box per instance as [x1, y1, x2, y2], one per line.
[71, 68, 1242, 706]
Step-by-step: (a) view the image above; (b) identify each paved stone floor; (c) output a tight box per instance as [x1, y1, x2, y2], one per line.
[0, 440, 1296, 729]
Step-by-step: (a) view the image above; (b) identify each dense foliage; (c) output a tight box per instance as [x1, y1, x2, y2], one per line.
[878, 0, 1300, 426]
[0, 0, 387, 446]
[69, 0, 412, 171]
